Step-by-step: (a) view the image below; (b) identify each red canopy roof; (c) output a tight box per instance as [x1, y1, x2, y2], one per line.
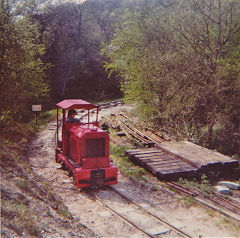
[56, 99, 98, 110]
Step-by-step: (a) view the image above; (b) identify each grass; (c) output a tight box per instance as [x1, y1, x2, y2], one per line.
[58, 209, 73, 219]
[178, 176, 213, 197]
[182, 195, 195, 206]
[110, 143, 149, 181]
[29, 109, 56, 128]
[206, 209, 215, 217]
[16, 179, 28, 190]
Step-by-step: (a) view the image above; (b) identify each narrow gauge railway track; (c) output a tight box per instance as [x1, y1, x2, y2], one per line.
[111, 112, 165, 146]
[86, 186, 192, 238]
[119, 112, 168, 143]
[98, 105, 240, 223]
[98, 99, 124, 109]
[107, 112, 240, 222]
[74, 100, 124, 122]
[166, 182, 240, 222]
[116, 114, 154, 146]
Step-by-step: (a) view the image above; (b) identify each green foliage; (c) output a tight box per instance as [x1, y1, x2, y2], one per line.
[201, 174, 209, 185]
[39, 0, 122, 101]
[182, 195, 195, 206]
[30, 109, 56, 127]
[58, 209, 73, 220]
[102, 0, 240, 156]
[0, 0, 50, 125]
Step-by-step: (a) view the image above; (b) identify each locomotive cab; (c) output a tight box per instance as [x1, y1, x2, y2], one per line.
[55, 99, 118, 188]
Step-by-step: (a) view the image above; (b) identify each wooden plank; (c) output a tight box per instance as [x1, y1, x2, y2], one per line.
[127, 150, 162, 155]
[156, 171, 194, 176]
[182, 141, 238, 167]
[126, 147, 200, 180]
[154, 167, 197, 173]
[125, 149, 141, 154]
[157, 170, 198, 180]
[145, 160, 188, 166]
[138, 159, 171, 165]
[135, 158, 197, 173]
[154, 164, 196, 170]
[134, 155, 175, 161]
[136, 158, 173, 164]
[156, 142, 223, 169]
[134, 152, 165, 158]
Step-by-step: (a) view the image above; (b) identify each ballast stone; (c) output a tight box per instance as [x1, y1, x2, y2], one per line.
[218, 181, 240, 190]
[214, 185, 231, 195]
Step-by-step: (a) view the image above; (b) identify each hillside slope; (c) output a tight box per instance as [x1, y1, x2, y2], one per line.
[0, 124, 95, 237]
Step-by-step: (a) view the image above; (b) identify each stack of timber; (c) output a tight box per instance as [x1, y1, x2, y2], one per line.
[156, 141, 239, 173]
[125, 149, 198, 180]
[126, 141, 239, 180]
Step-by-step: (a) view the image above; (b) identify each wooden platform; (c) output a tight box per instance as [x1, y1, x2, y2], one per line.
[156, 141, 239, 172]
[126, 141, 239, 180]
[126, 149, 198, 180]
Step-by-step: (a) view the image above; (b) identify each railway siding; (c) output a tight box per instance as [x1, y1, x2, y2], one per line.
[114, 110, 238, 179]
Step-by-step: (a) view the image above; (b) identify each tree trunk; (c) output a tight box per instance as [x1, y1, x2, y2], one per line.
[208, 122, 214, 149]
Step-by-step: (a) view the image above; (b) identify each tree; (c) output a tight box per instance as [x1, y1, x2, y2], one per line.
[170, 0, 240, 147]
[102, 0, 240, 154]
[0, 0, 50, 124]
[102, 3, 176, 120]
[38, 0, 122, 101]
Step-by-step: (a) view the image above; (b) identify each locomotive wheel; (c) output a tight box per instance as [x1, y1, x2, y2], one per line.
[55, 148, 62, 163]
[73, 175, 77, 186]
[67, 169, 73, 177]
[60, 161, 66, 170]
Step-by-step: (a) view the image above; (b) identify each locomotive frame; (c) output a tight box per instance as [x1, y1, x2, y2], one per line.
[55, 99, 118, 188]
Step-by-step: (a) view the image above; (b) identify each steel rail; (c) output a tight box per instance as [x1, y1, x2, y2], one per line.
[166, 182, 240, 221]
[119, 112, 166, 143]
[108, 186, 192, 238]
[180, 185, 240, 214]
[99, 102, 240, 222]
[166, 182, 198, 197]
[212, 192, 240, 210]
[115, 112, 240, 220]
[89, 191, 154, 238]
[190, 187, 240, 213]
[117, 113, 160, 144]
[114, 114, 152, 145]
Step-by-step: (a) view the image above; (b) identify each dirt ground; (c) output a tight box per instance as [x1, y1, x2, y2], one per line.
[28, 104, 240, 238]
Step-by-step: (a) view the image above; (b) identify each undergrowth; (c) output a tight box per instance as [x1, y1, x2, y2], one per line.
[0, 111, 93, 237]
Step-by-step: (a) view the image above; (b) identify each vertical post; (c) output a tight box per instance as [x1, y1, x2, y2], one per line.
[35, 112, 38, 125]
[88, 109, 90, 126]
[62, 109, 66, 154]
[56, 107, 59, 146]
[32, 105, 41, 125]
[63, 109, 66, 123]
[96, 107, 99, 126]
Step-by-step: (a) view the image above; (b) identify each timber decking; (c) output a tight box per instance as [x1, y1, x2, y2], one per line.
[126, 142, 239, 180]
[156, 141, 238, 171]
[126, 149, 198, 180]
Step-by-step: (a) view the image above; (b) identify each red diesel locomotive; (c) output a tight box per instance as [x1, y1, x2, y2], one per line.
[55, 99, 118, 188]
